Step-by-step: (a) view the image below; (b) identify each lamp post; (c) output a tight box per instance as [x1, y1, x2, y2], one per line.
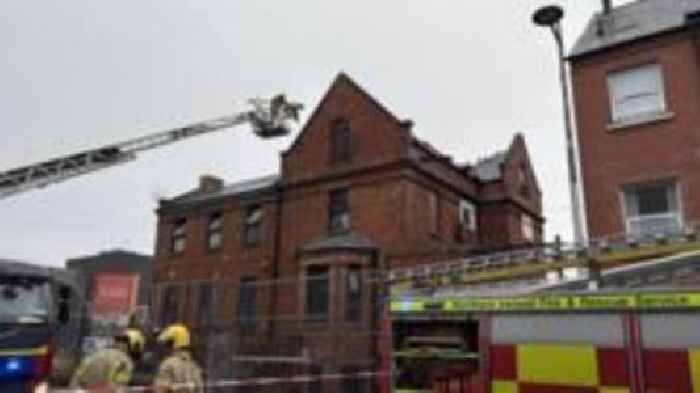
[533, 5, 585, 247]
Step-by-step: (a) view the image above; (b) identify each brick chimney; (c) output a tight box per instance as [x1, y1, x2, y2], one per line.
[199, 174, 223, 193]
[602, 0, 612, 14]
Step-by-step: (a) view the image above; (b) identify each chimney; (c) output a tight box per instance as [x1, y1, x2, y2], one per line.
[602, 0, 612, 15]
[199, 174, 223, 193]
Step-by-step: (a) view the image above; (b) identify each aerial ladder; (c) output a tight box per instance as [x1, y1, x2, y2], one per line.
[0, 95, 303, 199]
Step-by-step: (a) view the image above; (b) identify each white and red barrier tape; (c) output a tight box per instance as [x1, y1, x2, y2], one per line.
[51, 371, 390, 392]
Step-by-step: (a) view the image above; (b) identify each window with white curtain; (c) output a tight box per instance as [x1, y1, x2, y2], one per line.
[521, 214, 535, 242]
[623, 181, 682, 238]
[607, 64, 666, 123]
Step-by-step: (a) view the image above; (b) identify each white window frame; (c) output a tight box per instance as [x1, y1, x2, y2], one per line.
[621, 181, 683, 238]
[607, 63, 666, 123]
[459, 199, 477, 232]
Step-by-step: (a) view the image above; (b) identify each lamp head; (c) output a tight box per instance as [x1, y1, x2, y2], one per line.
[533, 5, 564, 27]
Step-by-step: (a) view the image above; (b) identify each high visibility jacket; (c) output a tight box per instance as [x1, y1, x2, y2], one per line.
[71, 348, 133, 389]
[154, 350, 204, 393]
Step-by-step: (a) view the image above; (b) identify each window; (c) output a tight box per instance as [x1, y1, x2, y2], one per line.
[459, 199, 477, 232]
[623, 181, 681, 238]
[306, 266, 329, 322]
[197, 282, 214, 324]
[330, 119, 351, 163]
[521, 213, 535, 242]
[607, 64, 666, 123]
[238, 278, 257, 327]
[172, 218, 187, 254]
[207, 212, 223, 251]
[429, 191, 439, 234]
[160, 285, 179, 326]
[346, 267, 362, 322]
[329, 189, 350, 234]
[243, 205, 263, 246]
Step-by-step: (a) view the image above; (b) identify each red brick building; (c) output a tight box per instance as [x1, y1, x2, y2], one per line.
[570, 0, 700, 241]
[152, 73, 543, 389]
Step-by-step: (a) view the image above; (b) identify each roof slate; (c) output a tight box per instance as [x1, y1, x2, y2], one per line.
[470, 151, 507, 182]
[168, 174, 279, 206]
[570, 0, 700, 58]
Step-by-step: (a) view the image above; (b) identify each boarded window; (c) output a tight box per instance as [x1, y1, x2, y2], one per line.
[172, 218, 187, 254]
[346, 267, 362, 322]
[207, 212, 223, 250]
[238, 277, 257, 326]
[244, 205, 263, 246]
[307, 266, 329, 322]
[330, 119, 351, 163]
[329, 189, 350, 234]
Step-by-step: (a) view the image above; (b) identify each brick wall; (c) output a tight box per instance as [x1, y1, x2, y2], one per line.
[572, 31, 700, 239]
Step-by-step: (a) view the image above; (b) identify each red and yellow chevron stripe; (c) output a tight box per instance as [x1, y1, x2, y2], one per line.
[490, 343, 629, 393]
[491, 344, 700, 393]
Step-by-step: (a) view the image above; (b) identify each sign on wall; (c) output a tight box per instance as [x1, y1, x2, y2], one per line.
[92, 272, 140, 317]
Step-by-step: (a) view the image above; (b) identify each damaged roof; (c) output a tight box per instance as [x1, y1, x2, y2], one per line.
[470, 151, 507, 182]
[570, 0, 700, 59]
[167, 174, 279, 206]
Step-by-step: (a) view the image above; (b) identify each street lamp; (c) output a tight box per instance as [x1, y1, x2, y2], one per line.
[533, 5, 585, 247]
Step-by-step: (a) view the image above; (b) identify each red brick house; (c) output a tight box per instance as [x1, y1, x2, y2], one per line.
[570, 0, 700, 241]
[152, 73, 543, 389]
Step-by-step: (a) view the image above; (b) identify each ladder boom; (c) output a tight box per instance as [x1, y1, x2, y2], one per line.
[0, 95, 302, 199]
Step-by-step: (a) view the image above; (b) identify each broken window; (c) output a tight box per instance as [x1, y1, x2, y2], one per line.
[329, 189, 350, 234]
[244, 205, 263, 246]
[207, 212, 223, 251]
[172, 218, 187, 254]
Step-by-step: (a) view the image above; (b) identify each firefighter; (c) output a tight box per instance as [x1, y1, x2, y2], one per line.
[154, 324, 204, 393]
[71, 328, 145, 390]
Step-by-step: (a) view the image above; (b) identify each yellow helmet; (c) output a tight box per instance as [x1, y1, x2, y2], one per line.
[116, 328, 145, 354]
[157, 324, 190, 349]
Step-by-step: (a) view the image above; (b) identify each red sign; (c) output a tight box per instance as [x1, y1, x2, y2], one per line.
[92, 273, 139, 316]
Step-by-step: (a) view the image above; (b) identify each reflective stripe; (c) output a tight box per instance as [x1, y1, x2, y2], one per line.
[517, 344, 598, 386]
[0, 346, 48, 357]
[491, 380, 518, 393]
[689, 348, 700, 393]
[600, 388, 630, 393]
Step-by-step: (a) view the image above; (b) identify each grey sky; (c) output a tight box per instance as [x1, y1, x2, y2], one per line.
[0, 1, 628, 267]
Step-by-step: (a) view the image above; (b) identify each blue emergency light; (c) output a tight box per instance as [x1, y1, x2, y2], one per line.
[0, 356, 34, 379]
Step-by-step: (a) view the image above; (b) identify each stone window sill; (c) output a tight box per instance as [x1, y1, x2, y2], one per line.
[607, 111, 675, 132]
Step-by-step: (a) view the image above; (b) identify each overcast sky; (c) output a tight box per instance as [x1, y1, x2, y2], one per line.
[1, 1, 631, 267]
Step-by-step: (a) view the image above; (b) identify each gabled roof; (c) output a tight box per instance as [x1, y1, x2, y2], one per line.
[570, 0, 700, 59]
[166, 174, 279, 207]
[283, 72, 410, 156]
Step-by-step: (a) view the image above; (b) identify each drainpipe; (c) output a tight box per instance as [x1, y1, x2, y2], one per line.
[369, 249, 383, 393]
[269, 184, 283, 342]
